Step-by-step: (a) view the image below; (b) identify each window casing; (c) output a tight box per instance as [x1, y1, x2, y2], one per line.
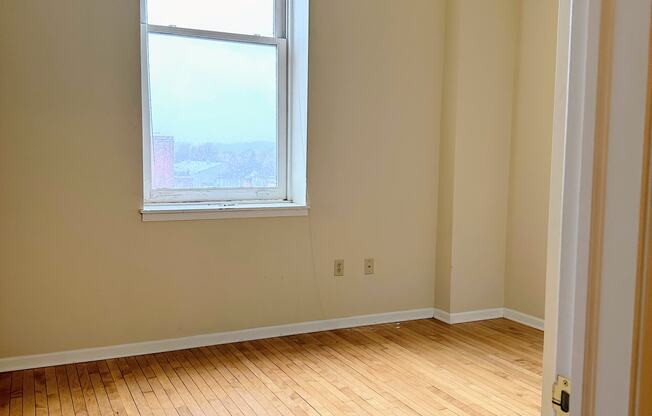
[140, 0, 307, 210]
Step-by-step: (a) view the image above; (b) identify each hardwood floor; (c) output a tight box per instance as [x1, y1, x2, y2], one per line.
[0, 319, 543, 416]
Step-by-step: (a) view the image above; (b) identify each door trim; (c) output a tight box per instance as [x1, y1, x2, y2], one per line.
[582, 0, 616, 414]
[630, 7, 652, 415]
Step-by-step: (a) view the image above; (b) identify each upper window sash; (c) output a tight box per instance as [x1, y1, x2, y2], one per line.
[141, 0, 287, 39]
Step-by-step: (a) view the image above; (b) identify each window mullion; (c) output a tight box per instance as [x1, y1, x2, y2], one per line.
[147, 24, 283, 46]
[274, 0, 287, 38]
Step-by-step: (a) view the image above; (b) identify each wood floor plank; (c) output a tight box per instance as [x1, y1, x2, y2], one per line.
[68, 365, 91, 416]
[263, 336, 379, 415]
[236, 343, 320, 416]
[251, 340, 341, 416]
[9, 371, 23, 416]
[181, 348, 247, 416]
[141, 354, 201, 416]
[76, 364, 102, 416]
[154, 352, 221, 416]
[205, 345, 286, 416]
[86, 362, 116, 416]
[164, 350, 230, 416]
[123, 356, 168, 416]
[113, 358, 154, 416]
[272, 337, 420, 416]
[33, 369, 47, 416]
[132, 356, 179, 416]
[374, 322, 531, 415]
[177, 348, 253, 416]
[304, 331, 448, 416]
[44, 367, 62, 416]
[21, 370, 35, 416]
[101, 360, 140, 416]
[146, 353, 207, 416]
[0, 373, 12, 416]
[55, 366, 75, 416]
[359, 324, 521, 414]
[0, 319, 543, 416]
[404, 321, 542, 413]
[223, 344, 312, 416]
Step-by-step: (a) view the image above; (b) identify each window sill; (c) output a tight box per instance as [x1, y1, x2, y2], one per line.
[141, 202, 309, 222]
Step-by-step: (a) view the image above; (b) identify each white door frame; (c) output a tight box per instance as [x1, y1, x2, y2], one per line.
[542, 0, 603, 414]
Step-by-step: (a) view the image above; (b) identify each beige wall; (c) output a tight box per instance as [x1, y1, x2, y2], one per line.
[0, 0, 445, 358]
[436, 0, 519, 314]
[505, 0, 559, 319]
[436, 0, 557, 317]
[0, 0, 558, 358]
[434, 0, 460, 313]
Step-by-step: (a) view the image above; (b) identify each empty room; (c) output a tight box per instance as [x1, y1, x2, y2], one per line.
[2, 0, 652, 415]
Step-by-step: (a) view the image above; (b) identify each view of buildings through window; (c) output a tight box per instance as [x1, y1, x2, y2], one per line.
[151, 134, 277, 190]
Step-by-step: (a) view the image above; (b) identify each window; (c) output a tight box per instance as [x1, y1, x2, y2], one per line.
[140, 0, 308, 220]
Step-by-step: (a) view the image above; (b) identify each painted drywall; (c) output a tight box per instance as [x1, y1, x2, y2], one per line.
[0, 0, 558, 358]
[504, 0, 559, 320]
[436, 0, 558, 319]
[434, 0, 460, 313]
[0, 0, 445, 358]
[436, 0, 519, 314]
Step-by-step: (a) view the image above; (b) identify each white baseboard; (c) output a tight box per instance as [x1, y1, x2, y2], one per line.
[503, 308, 545, 331]
[433, 307, 545, 331]
[0, 306, 545, 373]
[450, 308, 505, 324]
[0, 308, 436, 373]
[433, 308, 504, 324]
[432, 308, 451, 323]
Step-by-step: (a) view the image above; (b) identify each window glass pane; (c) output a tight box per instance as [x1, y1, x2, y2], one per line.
[147, 0, 275, 37]
[148, 33, 278, 190]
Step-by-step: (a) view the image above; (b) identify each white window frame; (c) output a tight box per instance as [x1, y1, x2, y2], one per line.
[139, 0, 309, 221]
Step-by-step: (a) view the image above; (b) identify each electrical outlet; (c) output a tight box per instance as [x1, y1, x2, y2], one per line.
[364, 258, 375, 275]
[334, 259, 344, 277]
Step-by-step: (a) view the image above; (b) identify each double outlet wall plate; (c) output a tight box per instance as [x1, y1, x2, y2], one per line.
[333, 259, 375, 276]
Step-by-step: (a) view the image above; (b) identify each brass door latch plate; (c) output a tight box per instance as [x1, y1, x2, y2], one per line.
[552, 375, 570, 414]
